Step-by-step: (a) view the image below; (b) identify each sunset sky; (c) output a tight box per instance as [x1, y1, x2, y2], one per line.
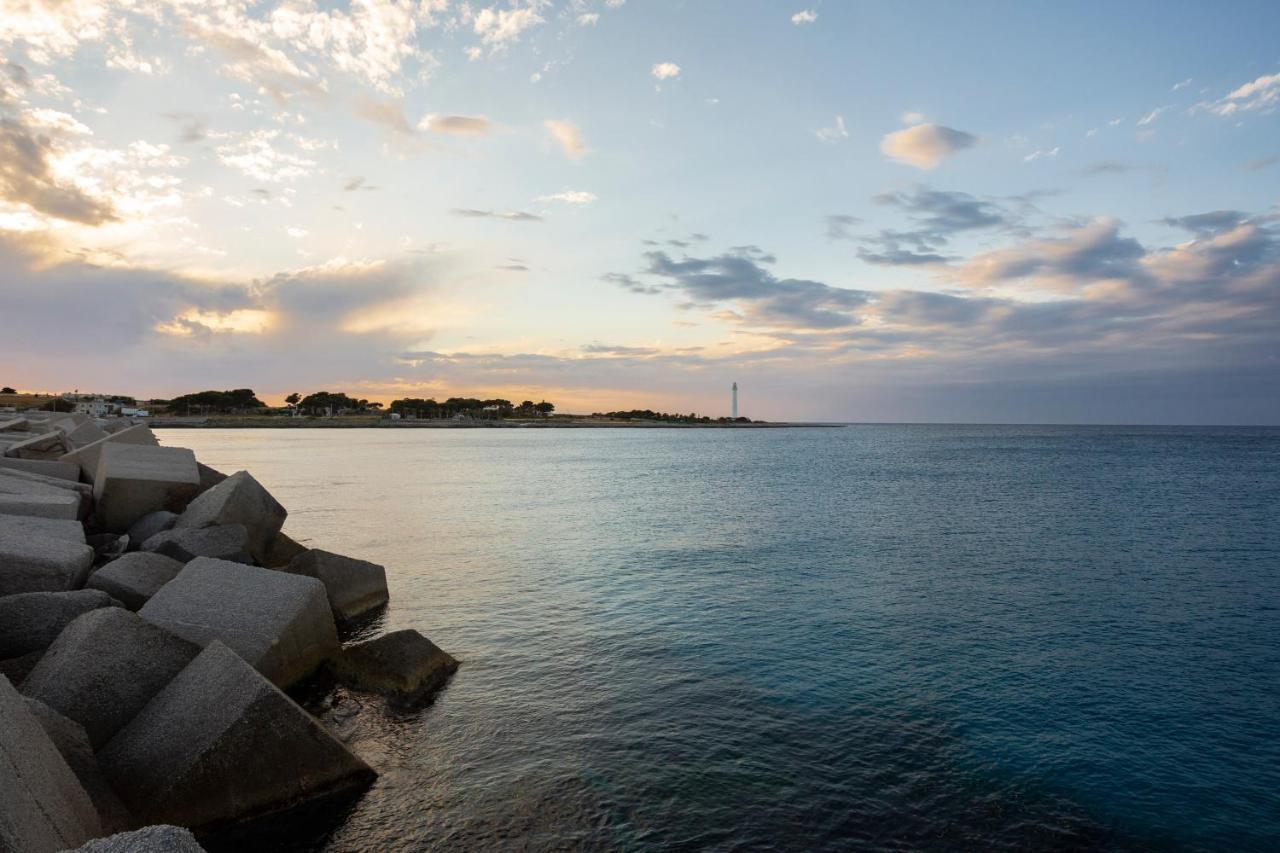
[2, 0, 1278, 422]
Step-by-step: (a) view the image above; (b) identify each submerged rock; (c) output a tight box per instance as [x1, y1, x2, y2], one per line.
[328, 629, 458, 706]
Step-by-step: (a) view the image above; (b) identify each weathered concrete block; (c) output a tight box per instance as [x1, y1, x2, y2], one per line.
[0, 532, 96, 595]
[175, 470, 285, 564]
[0, 456, 81, 481]
[61, 420, 109, 450]
[0, 589, 119, 660]
[86, 552, 185, 611]
[22, 608, 201, 749]
[0, 417, 29, 432]
[0, 674, 102, 852]
[93, 444, 199, 533]
[140, 557, 338, 688]
[99, 641, 375, 829]
[262, 529, 307, 568]
[23, 698, 133, 833]
[126, 510, 178, 550]
[4, 430, 67, 459]
[0, 471, 83, 499]
[196, 462, 227, 495]
[0, 465, 92, 496]
[62, 825, 207, 852]
[283, 549, 389, 621]
[141, 523, 250, 564]
[0, 492, 84, 520]
[61, 424, 158, 482]
[0, 514, 85, 543]
[328, 629, 458, 706]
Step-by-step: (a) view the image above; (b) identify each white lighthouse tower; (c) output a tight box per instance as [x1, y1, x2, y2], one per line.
[731, 382, 738, 419]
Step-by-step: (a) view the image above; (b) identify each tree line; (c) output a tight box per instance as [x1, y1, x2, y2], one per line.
[593, 409, 753, 424]
[151, 389, 557, 418]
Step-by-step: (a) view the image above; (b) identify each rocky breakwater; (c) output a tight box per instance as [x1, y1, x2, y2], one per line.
[0, 411, 458, 852]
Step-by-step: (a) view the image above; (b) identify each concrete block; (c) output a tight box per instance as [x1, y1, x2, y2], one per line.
[0, 492, 83, 520]
[99, 642, 375, 830]
[23, 698, 133, 833]
[0, 650, 45, 684]
[196, 462, 227, 495]
[0, 456, 81, 481]
[4, 430, 67, 459]
[0, 589, 119, 660]
[87, 553, 185, 610]
[92, 444, 199, 533]
[175, 470, 285, 564]
[0, 674, 102, 852]
[327, 629, 457, 706]
[0, 466, 92, 496]
[62, 420, 109, 450]
[0, 470, 81, 499]
[141, 524, 250, 564]
[140, 557, 338, 688]
[63, 825, 206, 852]
[22, 608, 201, 749]
[262, 530, 307, 568]
[0, 514, 85, 543]
[0, 417, 28, 432]
[283, 549, 389, 621]
[126, 510, 177, 549]
[0, 532, 96, 595]
[61, 424, 158, 482]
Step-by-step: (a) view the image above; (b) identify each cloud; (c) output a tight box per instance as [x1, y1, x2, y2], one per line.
[1196, 72, 1280, 117]
[1023, 146, 1060, 162]
[544, 119, 586, 158]
[417, 114, 494, 136]
[1137, 106, 1170, 126]
[791, 10, 817, 25]
[651, 62, 681, 81]
[1081, 161, 1132, 176]
[881, 122, 977, 169]
[814, 116, 848, 143]
[343, 176, 378, 191]
[851, 186, 1015, 266]
[581, 343, 659, 356]
[213, 129, 317, 182]
[1245, 154, 1279, 172]
[1160, 210, 1247, 236]
[0, 116, 117, 224]
[576, 13, 599, 26]
[949, 218, 1146, 290]
[825, 215, 862, 240]
[1172, 78, 1193, 91]
[162, 112, 207, 144]
[473, 5, 546, 51]
[353, 95, 415, 135]
[535, 190, 597, 205]
[450, 208, 542, 222]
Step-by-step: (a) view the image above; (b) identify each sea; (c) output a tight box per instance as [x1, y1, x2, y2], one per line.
[170, 425, 1280, 852]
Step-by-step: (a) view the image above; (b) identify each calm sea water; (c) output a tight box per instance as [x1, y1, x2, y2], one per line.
[169, 425, 1280, 852]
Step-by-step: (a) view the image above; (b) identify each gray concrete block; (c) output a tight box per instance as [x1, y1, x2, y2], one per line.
[86, 553, 185, 611]
[61, 425, 158, 482]
[23, 698, 133, 834]
[62, 825, 206, 852]
[283, 549, 389, 621]
[126, 511, 177, 550]
[195, 462, 226, 495]
[3, 430, 67, 459]
[0, 492, 83, 520]
[92, 444, 199, 533]
[0, 417, 28, 432]
[0, 589, 119, 660]
[22, 608, 201, 749]
[0, 514, 85, 544]
[141, 524, 250, 564]
[0, 674, 102, 852]
[328, 629, 458, 706]
[0, 533, 96, 595]
[0, 456, 81, 481]
[262, 530, 307, 568]
[61, 420, 109, 450]
[140, 557, 338, 688]
[0, 466, 91, 496]
[0, 471, 82, 498]
[0, 649, 45, 684]
[99, 641, 375, 829]
[175, 471, 285, 564]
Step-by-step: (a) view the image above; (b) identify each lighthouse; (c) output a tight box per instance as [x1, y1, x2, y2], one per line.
[731, 382, 738, 419]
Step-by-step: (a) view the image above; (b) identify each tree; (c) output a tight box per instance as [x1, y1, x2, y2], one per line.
[0, 387, 15, 394]
[285, 392, 301, 407]
[534, 401, 555, 416]
[166, 389, 266, 415]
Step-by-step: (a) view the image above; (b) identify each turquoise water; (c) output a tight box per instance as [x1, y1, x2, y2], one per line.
[173, 426, 1280, 852]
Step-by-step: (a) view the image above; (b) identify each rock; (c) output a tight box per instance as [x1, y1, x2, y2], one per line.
[0, 491, 83, 520]
[141, 523, 251, 564]
[282, 549, 389, 621]
[61, 424, 159, 482]
[92, 443, 200, 533]
[174, 470, 285, 564]
[140, 557, 338, 688]
[0, 590, 119, 660]
[0, 674, 102, 852]
[99, 641, 376, 830]
[0, 467, 92, 496]
[0, 514, 85, 543]
[0, 456, 81, 481]
[86, 533, 129, 563]
[3, 430, 68, 460]
[327, 629, 458, 706]
[0, 533, 97, 595]
[0, 471, 81, 499]
[0, 417, 29, 432]
[86, 553, 185, 611]
[23, 698, 133, 833]
[61, 420, 109, 450]
[22, 608, 201, 749]
[126, 510, 178, 550]
[62, 825, 207, 852]
[0, 649, 45, 684]
[262, 529, 307, 568]
[195, 462, 227, 495]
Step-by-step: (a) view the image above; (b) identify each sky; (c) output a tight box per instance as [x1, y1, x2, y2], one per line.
[2, 0, 1279, 423]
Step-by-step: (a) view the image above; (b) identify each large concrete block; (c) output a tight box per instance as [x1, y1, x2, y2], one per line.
[63, 825, 206, 852]
[0, 492, 83, 520]
[195, 462, 227, 495]
[126, 510, 177, 549]
[0, 466, 92, 496]
[99, 642, 375, 829]
[262, 530, 307, 568]
[0, 456, 81, 481]
[174, 470, 286, 564]
[3, 430, 67, 459]
[0, 589, 119, 660]
[23, 698, 133, 833]
[93, 444, 199, 533]
[141, 523, 250, 564]
[0, 471, 82, 499]
[283, 549, 389, 621]
[86, 552, 185, 611]
[0, 417, 29, 432]
[61, 420, 109, 450]
[61, 424, 158, 482]
[0, 532, 96, 595]
[327, 629, 458, 707]
[0, 674, 102, 852]
[22, 608, 201, 749]
[140, 558, 338, 688]
[0, 514, 85, 544]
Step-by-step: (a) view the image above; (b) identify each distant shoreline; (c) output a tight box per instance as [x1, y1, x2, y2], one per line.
[149, 417, 844, 429]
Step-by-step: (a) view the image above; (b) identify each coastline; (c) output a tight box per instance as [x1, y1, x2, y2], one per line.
[149, 417, 845, 429]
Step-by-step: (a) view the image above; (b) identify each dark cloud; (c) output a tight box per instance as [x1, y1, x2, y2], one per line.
[847, 187, 1015, 267]
[581, 343, 659, 356]
[343, 176, 378, 191]
[0, 117, 118, 225]
[450, 208, 542, 222]
[1161, 210, 1247, 236]
[602, 272, 662, 294]
[1245, 154, 1279, 172]
[825, 214, 862, 240]
[162, 112, 207, 144]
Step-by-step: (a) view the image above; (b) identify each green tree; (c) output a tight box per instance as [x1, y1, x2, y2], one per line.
[0, 387, 15, 394]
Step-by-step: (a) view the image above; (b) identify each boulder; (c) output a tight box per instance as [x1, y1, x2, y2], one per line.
[0, 456, 81, 481]
[141, 523, 250, 564]
[140, 557, 338, 688]
[126, 510, 178, 549]
[0, 650, 45, 684]
[86, 553, 185, 611]
[86, 533, 129, 563]
[0, 674, 102, 852]
[262, 529, 307, 568]
[282, 549, 389, 621]
[61, 424, 158, 482]
[22, 608, 202, 749]
[0, 492, 84, 520]
[93, 443, 200, 533]
[0, 533, 97, 595]
[99, 642, 375, 829]
[0, 590, 119, 660]
[195, 462, 227, 495]
[23, 698, 133, 833]
[0, 417, 28, 432]
[0, 514, 85, 543]
[62, 825, 207, 852]
[174, 470, 285, 564]
[3, 430, 67, 459]
[61, 420, 109, 450]
[328, 629, 458, 706]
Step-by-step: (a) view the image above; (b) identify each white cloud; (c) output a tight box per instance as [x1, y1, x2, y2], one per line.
[1023, 146, 1060, 162]
[473, 5, 545, 50]
[416, 114, 494, 136]
[543, 119, 586, 159]
[1197, 72, 1280, 116]
[651, 62, 681, 81]
[1137, 106, 1170, 126]
[286, 226, 308, 237]
[791, 10, 817, 25]
[1172, 78, 1192, 91]
[213, 129, 317, 182]
[900, 111, 925, 125]
[535, 190, 597, 205]
[880, 122, 978, 170]
[814, 115, 848, 143]
[576, 13, 599, 26]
